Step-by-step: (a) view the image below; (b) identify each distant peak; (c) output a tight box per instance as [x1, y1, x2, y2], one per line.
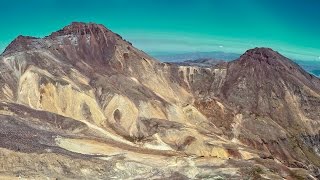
[237, 47, 289, 66]
[241, 47, 279, 59]
[49, 22, 111, 37]
[235, 47, 306, 74]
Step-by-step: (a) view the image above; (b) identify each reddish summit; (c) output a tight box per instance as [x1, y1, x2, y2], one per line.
[236, 47, 300, 70]
[2, 22, 128, 56]
[240, 47, 283, 62]
[49, 22, 111, 38]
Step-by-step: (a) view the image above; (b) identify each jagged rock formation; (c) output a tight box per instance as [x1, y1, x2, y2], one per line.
[0, 22, 319, 179]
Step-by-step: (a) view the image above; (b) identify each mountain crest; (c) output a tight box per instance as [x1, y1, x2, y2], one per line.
[236, 47, 299, 71]
[2, 22, 128, 56]
[49, 22, 112, 38]
[240, 47, 283, 62]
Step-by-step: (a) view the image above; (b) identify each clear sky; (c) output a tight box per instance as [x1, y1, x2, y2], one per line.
[1, 0, 319, 61]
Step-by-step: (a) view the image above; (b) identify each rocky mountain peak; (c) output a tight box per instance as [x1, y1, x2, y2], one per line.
[239, 47, 285, 65]
[1, 22, 134, 66]
[243, 47, 277, 57]
[222, 47, 320, 111]
[48, 22, 112, 38]
[234, 47, 304, 75]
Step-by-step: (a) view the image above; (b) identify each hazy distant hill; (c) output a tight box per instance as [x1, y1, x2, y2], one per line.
[153, 51, 240, 62]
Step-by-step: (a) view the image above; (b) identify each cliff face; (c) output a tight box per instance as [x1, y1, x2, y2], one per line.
[0, 22, 319, 179]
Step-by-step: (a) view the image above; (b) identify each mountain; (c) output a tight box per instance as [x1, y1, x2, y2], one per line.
[169, 58, 226, 67]
[183, 48, 320, 167]
[0, 22, 319, 179]
[153, 51, 240, 62]
[295, 60, 320, 77]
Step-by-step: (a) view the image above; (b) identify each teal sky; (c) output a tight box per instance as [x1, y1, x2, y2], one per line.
[1, 0, 320, 61]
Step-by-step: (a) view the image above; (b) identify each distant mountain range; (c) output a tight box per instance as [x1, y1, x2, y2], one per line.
[153, 51, 241, 62]
[154, 51, 320, 77]
[295, 60, 320, 77]
[169, 58, 226, 67]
